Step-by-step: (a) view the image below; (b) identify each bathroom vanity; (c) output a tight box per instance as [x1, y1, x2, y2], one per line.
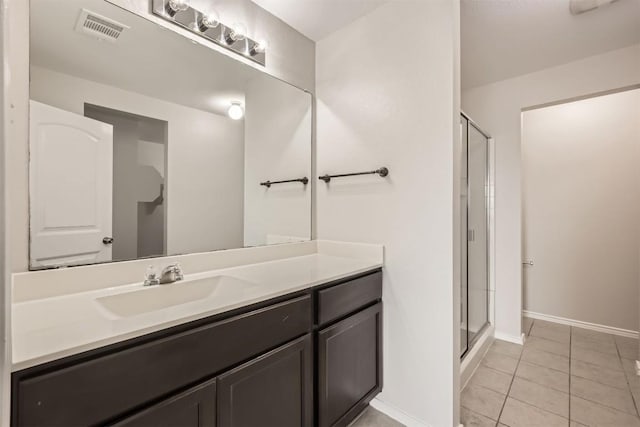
[15, 0, 384, 424]
[10, 244, 383, 427]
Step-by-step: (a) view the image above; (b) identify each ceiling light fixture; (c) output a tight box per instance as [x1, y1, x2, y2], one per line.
[228, 102, 244, 120]
[152, 0, 267, 66]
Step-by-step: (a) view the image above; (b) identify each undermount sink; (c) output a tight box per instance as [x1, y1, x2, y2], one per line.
[96, 275, 259, 318]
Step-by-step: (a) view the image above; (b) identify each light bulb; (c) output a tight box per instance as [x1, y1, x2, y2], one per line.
[198, 10, 219, 32]
[226, 22, 247, 44]
[167, 0, 190, 16]
[227, 102, 244, 120]
[250, 39, 268, 56]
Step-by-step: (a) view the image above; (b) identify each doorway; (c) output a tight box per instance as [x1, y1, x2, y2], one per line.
[521, 88, 640, 332]
[85, 104, 168, 262]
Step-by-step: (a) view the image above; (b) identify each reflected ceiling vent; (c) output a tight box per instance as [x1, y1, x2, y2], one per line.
[570, 0, 618, 15]
[74, 9, 129, 42]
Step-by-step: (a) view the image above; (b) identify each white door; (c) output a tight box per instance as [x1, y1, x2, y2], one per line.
[30, 100, 114, 268]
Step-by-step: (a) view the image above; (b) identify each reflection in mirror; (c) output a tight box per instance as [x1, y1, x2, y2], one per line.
[29, 0, 312, 269]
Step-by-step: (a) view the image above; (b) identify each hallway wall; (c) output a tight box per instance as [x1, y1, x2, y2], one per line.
[522, 89, 640, 331]
[462, 44, 640, 342]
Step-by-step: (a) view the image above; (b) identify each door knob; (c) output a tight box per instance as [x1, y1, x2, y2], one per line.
[102, 237, 114, 245]
[522, 260, 534, 266]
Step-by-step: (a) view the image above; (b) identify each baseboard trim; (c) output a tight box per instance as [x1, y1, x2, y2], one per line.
[494, 331, 524, 345]
[369, 398, 431, 427]
[523, 310, 639, 339]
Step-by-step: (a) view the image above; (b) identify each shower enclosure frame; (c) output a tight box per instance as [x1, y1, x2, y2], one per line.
[460, 111, 492, 359]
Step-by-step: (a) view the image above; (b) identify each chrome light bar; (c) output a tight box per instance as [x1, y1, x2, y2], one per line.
[151, 0, 266, 66]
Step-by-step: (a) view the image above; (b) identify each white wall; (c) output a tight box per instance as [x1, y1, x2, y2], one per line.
[30, 66, 245, 259]
[462, 44, 640, 341]
[316, 1, 461, 425]
[243, 75, 312, 246]
[0, 0, 10, 422]
[522, 89, 640, 331]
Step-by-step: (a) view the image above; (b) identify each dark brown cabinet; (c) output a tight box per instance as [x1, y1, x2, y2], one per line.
[217, 334, 313, 427]
[11, 269, 382, 427]
[317, 303, 382, 427]
[113, 379, 217, 427]
[13, 295, 311, 427]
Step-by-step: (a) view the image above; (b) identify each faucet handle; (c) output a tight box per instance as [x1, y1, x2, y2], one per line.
[174, 263, 184, 281]
[144, 265, 160, 286]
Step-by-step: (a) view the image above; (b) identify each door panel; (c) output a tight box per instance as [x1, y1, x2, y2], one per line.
[217, 334, 312, 427]
[467, 123, 489, 343]
[317, 303, 382, 427]
[460, 115, 469, 355]
[29, 100, 113, 267]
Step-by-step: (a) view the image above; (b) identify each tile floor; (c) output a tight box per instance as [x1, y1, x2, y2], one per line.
[462, 318, 640, 426]
[349, 407, 404, 427]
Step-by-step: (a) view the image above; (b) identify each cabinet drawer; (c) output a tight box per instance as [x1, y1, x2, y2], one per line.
[316, 271, 382, 326]
[15, 295, 311, 427]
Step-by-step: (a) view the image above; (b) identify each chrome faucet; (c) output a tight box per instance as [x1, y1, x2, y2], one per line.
[159, 263, 184, 284]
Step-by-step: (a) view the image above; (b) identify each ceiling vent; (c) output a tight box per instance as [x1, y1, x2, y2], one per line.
[74, 9, 129, 42]
[570, 0, 618, 15]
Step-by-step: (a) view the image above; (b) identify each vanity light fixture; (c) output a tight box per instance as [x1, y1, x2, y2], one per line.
[152, 0, 266, 66]
[198, 11, 220, 32]
[224, 23, 247, 45]
[165, 0, 190, 17]
[250, 39, 269, 57]
[228, 102, 244, 120]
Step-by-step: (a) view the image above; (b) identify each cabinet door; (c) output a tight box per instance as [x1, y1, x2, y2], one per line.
[318, 303, 382, 427]
[112, 379, 216, 427]
[217, 334, 312, 427]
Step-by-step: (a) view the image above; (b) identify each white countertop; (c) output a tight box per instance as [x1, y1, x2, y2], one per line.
[12, 245, 382, 371]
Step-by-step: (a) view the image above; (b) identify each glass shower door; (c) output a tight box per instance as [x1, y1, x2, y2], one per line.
[460, 116, 469, 356]
[467, 122, 489, 346]
[460, 113, 490, 357]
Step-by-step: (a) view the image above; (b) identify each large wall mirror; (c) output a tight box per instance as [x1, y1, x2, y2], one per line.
[29, 0, 312, 269]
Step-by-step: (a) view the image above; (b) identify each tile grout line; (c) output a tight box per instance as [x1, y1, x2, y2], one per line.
[569, 325, 572, 424]
[522, 321, 573, 423]
[493, 323, 528, 425]
[511, 321, 640, 424]
[571, 327, 640, 422]
[616, 335, 640, 418]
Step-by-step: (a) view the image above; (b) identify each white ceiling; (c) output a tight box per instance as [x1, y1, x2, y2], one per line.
[251, 0, 387, 41]
[462, 0, 640, 90]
